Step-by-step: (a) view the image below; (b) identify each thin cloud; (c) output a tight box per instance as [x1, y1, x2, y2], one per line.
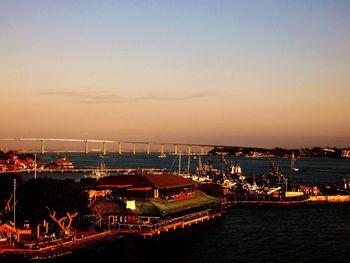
[40, 91, 126, 104]
[132, 92, 213, 101]
[41, 90, 214, 104]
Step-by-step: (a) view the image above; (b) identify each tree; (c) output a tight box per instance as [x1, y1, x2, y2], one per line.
[47, 208, 78, 235]
[19, 178, 88, 227]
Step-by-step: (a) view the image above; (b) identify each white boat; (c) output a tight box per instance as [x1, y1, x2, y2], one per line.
[158, 153, 167, 158]
[291, 151, 299, 172]
[85, 160, 109, 180]
[85, 169, 109, 180]
[222, 179, 237, 189]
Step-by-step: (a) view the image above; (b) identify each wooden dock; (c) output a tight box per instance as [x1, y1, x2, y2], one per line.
[111, 211, 222, 238]
[308, 195, 350, 203]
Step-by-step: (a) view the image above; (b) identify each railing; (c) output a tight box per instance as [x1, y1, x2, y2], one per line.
[110, 209, 212, 232]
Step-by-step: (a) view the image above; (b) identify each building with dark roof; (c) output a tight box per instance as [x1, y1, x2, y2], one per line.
[82, 173, 221, 228]
[85, 173, 195, 201]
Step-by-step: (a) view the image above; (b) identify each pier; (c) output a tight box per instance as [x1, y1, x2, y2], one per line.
[86, 209, 221, 239]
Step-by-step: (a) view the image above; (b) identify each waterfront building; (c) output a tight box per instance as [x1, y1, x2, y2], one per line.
[45, 157, 74, 170]
[83, 173, 221, 229]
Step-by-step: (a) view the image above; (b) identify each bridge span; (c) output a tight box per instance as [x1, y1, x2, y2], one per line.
[0, 138, 239, 155]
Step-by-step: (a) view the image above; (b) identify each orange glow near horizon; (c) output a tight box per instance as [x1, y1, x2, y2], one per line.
[1, 1, 349, 148]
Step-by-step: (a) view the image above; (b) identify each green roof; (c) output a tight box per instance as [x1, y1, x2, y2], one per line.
[135, 200, 161, 216]
[134, 192, 220, 216]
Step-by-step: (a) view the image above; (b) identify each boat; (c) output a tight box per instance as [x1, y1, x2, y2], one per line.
[291, 151, 299, 172]
[215, 159, 311, 205]
[85, 160, 109, 180]
[158, 153, 167, 158]
[306, 177, 350, 203]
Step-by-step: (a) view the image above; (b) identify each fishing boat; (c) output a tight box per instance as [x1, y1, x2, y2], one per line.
[213, 159, 310, 205]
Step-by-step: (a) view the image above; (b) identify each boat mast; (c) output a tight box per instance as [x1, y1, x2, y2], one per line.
[187, 154, 191, 175]
[178, 150, 182, 175]
[198, 155, 202, 175]
[221, 154, 224, 175]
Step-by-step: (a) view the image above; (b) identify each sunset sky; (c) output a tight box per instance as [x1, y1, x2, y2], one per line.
[1, 0, 349, 148]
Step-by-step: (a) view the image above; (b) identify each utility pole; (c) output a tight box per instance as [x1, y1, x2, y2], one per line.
[34, 153, 37, 180]
[13, 179, 16, 229]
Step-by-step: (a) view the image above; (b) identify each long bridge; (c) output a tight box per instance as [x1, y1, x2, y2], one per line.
[0, 138, 241, 155]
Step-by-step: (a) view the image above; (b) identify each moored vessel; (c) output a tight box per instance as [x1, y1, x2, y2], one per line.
[84, 160, 109, 180]
[291, 151, 299, 172]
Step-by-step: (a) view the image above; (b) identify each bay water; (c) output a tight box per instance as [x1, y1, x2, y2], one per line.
[34, 153, 350, 263]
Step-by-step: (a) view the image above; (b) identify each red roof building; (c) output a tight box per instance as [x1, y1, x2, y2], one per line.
[84, 173, 195, 201]
[82, 173, 221, 229]
[54, 157, 74, 169]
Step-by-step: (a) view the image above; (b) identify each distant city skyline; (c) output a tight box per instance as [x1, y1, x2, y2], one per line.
[1, 1, 349, 148]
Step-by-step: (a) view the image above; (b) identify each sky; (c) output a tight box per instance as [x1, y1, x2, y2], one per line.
[1, 0, 350, 149]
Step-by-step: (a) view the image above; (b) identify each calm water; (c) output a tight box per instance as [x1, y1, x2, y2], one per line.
[34, 153, 350, 263]
[34, 152, 350, 186]
[58, 205, 350, 263]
